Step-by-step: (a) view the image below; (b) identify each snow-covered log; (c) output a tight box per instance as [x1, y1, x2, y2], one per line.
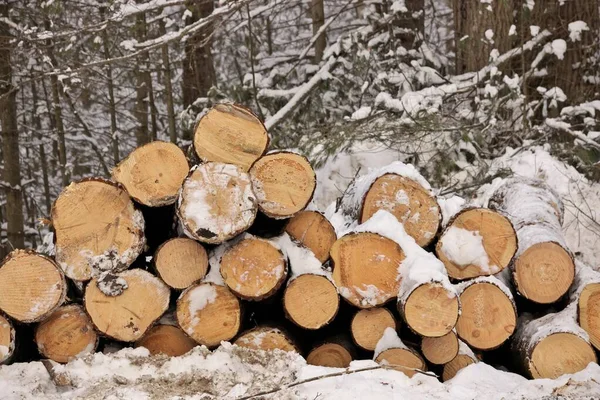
[442, 340, 478, 381]
[249, 151, 316, 219]
[306, 335, 355, 368]
[35, 305, 98, 363]
[52, 179, 146, 281]
[177, 162, 258, 244]
[135, 324, 197, 357]
[511, 303, 597, 379]
[435, 208, 517, 280]
[570, 261, 600, 351]
[112, 141, 189, 207]
[350, 307, 397, 351]
[489, 178, 575, 304]
[284, 210, 337, 263]
[335, 162, 441, 247]
[421, 329, 459, 365]
[84, 269, 170, 342]
[176, 282, 241, 348]
[234, 326, 299, 353]
[454, 276, 517, 350]
[0, 250, 66, 323]
[193, 103, 269, 172]
[374, 327, 427, 378]
[0, 314, 15, 364]
[153, 238, 208, 290]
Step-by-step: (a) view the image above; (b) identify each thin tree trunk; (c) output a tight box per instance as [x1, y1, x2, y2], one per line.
[134, 10, 150, 146]
[159, 21, 177, 144]
[30, 79, 52, 215]
[100, 6, 120, 164]
[0, 4, 25, 251]
[310, 0, 326, 63]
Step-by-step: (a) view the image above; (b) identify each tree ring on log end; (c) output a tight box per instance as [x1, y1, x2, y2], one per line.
[528, 332, 597, 379]
[154, 238, 208, 290]
[234, 327, 298, 353]
[284, 274, 339, 329]
[307, 343, 352, 368]
[375, 348, 426, 377]
[579, 282, 600, 350]
[351, 308, 396, 351]
[421, 330, 459, 365]
[403, 282, 459, 337]
[285, 211, 337, 263]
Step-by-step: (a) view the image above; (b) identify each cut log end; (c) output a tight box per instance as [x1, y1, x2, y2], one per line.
[176, 282, 241, 348]
[35, 305, 98, 364]
[0, 314, 15, 364]
[0, 250, 66, 323]
[177, 162, 257, 244]
[307, 343, 353, 368]
[154, 238, 208, 290]
[284, 274, 338, 329]
[361, 174, 440, 247]
[220, 237, 287, 301]
[250, 152, 316, 219]
[456, 282, 516, 350]
[331, 232, 404, 308]
[375, 348, 426, 377]
[52, 179, 145, 281]
[234, 327, 298, 353]
[135, 324, 197, 357]
[285, 211, 337, 263]
[514, 242, 574, 304]
[112, 141, 189, 207]
[194, 103, 268, 171]
[436, 208, 517, 280]
[351, 308, 396, 351]
[579, 282, 600, 350]
[528, 332, 597, 379]
[85, 269, 170, 342]
[421, 330, 459, 365]
[402, 283, 459, 337]
[442, 354, 477, 382]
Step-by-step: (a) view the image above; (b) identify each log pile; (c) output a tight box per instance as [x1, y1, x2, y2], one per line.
[0, 103, 598, 384]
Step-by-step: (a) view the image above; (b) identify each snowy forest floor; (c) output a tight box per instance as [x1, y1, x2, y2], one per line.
[1, 144, 600, 400]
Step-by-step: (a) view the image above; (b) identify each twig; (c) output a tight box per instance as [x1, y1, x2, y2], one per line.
[246, 3, 265, 121]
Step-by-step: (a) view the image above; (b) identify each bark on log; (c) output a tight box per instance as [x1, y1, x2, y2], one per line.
[420, 329, 459, 365]
[435, 208, 517, 280]
[0, 314, 15, 364]
[112, 141, 189, 207]
[570, 261, 600, 351]
[374, 327, 427, 377]
[442, 339, 478, 381]
[0, 250, 66, 323]
[284, 210, 337, 263]
[176, 282, 241, 348]
[454, 276, 517, 350]
[249, 151, 316, 219]
[351, 307, 397, 351]
[154, 238, 208, 290]
[35, 304, 98, 363]
[234, 326, 299, 353]
[220, 237, 287, 301]
[489, 178, 575, 304]
[193, 104, 269, 171]
[135, 324, 197, 357]
[307, 335, 355, 368]
[84, 269, 170, 342]
[177, 162, 258, 244]
[52, 179, 146, 281]
[283, 274, 339, 330]
[336, 162, 441, 247]
[511, 303, 597, 379]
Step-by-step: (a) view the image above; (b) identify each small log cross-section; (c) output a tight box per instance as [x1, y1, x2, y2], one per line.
[455, 277, 517, 350]
[85, 269, 170, 342]
[220, 237, 287, 301]
[176, 282, 241, 348]
[307, 337, 354, 368]
[0, 250, 66, 323]
[284, 211, 337, 263]
[35, 305, 98, 363]
[234, 326, 298, 353]
[249, 152, 317, 219]
[52, 179, 146, 281]
[330, 232, 404, 308]
[421, 330, 459, 365]
[489, 178, 574, 304]
[442, 340, 478, 381]
[283, 274, 339, 329]
[135, 324, 197, 357]
[512, 305, 597, 379]
[436, 208, 517, 280]
[351, 307, 397, 351]
[177, 162, 257, 244]
[194, 103, 269, 171]
[374, 328, 427, 378]
[0, 314, 15, 364]
[154, 238, 209, 290]
[572, 262, 600, 351]
[112, 141, 189, 207]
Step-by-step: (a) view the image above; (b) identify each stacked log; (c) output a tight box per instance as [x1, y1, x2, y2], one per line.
[442, 340, 479, 381]
[306, 335, 355, 368]
[571, 262, 600, 351]
[373, 327, 427, 377]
